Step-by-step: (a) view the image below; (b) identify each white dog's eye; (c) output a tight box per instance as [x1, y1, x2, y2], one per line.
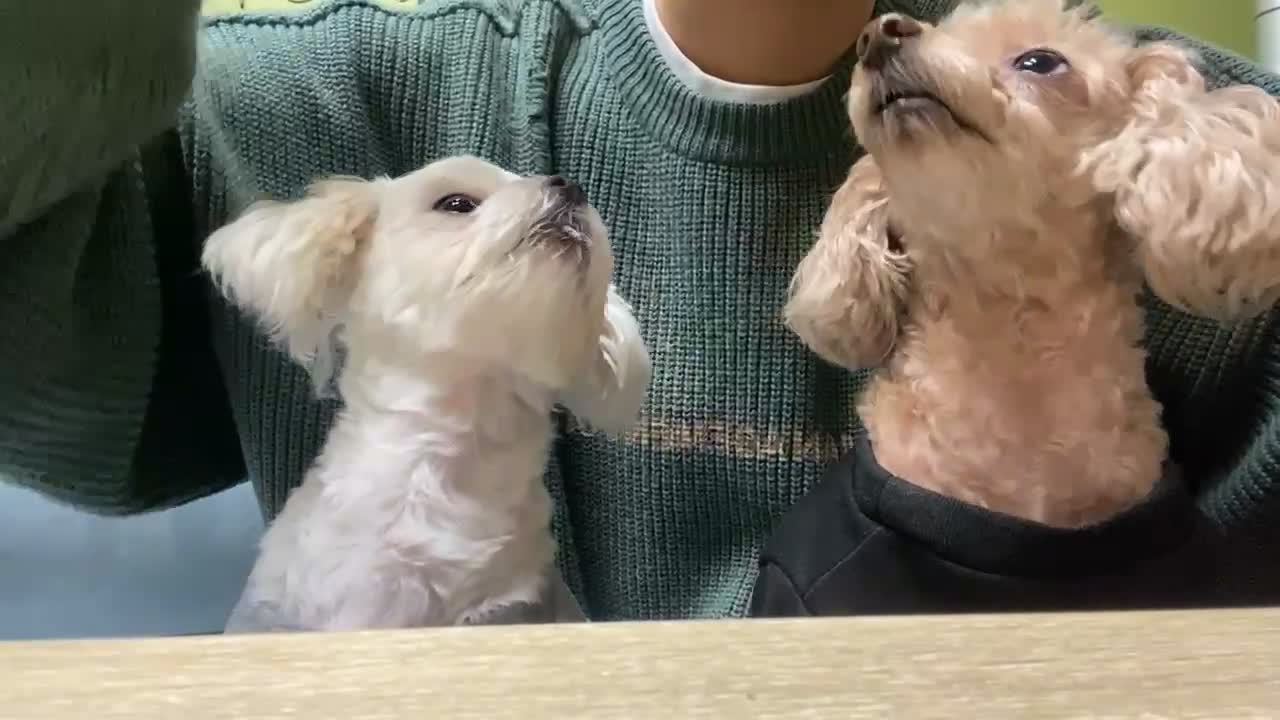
[1012, 48, 1069, 75]
[433, 194, 480, 214]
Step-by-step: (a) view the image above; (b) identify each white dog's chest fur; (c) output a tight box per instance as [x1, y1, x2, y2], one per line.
[238, 363, 559, 631]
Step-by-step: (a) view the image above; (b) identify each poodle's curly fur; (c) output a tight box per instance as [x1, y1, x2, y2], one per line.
[786, 0, 1280, 527]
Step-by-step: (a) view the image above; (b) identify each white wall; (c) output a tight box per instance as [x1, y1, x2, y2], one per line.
[0, 483, 262, 639]
[1262, 0, 1280, 73]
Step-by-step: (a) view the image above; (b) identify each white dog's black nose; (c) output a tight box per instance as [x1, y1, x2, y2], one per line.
[546, 175, 588, 206]
[855, 13, 923, 71]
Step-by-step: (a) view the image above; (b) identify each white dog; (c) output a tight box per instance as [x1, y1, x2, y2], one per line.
[203, 155, 652, 632]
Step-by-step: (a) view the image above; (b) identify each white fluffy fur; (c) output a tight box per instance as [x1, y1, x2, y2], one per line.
[203, 155, 652, 631]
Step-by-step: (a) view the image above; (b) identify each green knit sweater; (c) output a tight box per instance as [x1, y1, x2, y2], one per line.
[2, 0, 1278, 620]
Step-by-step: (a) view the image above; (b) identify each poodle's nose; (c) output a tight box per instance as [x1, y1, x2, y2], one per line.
[546, 175, 587, 206]
[855, 13, 923, 71]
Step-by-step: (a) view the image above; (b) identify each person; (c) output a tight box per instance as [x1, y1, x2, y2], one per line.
[2, 0, 1277, 622]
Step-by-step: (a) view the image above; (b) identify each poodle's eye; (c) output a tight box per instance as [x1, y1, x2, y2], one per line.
[1012, 48, 1069, 75]
[433, 194, 480, 214]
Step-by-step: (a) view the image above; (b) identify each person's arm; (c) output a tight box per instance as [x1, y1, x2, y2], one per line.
[0, 1, 246, 512]
[0, 3, 199, 234]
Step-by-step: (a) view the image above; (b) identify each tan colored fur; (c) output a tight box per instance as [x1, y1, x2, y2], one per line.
[786, 0, 1280, 527]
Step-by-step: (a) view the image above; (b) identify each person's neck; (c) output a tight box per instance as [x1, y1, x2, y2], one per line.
[654, 0, 875, 86]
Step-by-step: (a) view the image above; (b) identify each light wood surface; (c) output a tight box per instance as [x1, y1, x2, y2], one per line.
[1, 608, 1278, 719]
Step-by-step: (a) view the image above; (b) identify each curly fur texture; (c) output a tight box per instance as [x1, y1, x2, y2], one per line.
[786, 0, 1280, 527]
[1081, 44, 1280, 323]
[203, 155, 652, 631]
[785, 157, 912, 370]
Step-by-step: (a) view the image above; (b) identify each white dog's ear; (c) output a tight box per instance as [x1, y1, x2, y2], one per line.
[202, 177, 378, 389]
[557, 285, 652, 436]
[1080, 42, 1280, 323]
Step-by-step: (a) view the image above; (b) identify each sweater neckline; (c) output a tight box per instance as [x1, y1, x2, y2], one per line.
[848, 437, 1199, 577]
[590, 0, 960, 166]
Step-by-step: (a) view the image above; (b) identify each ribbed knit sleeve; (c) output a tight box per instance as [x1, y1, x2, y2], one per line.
[0, 2, 199, 232]
[0, 1, 249, 512]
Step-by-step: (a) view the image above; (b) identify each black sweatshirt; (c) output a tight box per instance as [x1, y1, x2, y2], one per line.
[750, 438, 1279, 617]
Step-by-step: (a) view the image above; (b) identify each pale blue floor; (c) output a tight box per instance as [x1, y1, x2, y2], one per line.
[0, 482, 263, 640]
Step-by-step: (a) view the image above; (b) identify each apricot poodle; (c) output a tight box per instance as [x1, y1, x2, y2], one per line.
[786, 0, 1280, 527]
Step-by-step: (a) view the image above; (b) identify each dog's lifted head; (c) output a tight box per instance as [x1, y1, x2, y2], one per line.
[202, 155, 651, 433]
[847, 0, 1279, 250]
[848, 0, 1132, 225]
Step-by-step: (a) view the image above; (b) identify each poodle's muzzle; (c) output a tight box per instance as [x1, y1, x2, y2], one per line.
[856, 14, 992, 143]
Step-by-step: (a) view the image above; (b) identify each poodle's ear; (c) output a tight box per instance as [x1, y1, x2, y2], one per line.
[202, 177, 378, 389]
[556, 285, 652, 436]
[783, 153, 912, 371]
[1081, 42, 1280, 323]
[1080, 43, 1206, 188]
